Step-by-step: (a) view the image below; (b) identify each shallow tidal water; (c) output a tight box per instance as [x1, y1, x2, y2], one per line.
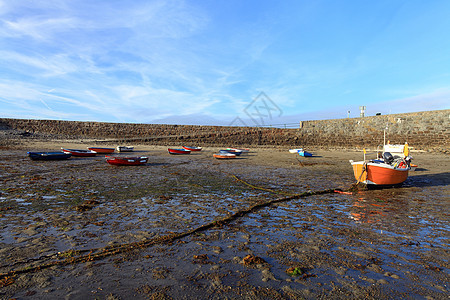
[0, 148, 448, 299]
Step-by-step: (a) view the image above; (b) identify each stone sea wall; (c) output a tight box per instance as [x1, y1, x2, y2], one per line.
[0, 109, 449, 151]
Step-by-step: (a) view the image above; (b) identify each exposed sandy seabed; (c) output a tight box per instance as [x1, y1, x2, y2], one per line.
[0, 138, 449, 299]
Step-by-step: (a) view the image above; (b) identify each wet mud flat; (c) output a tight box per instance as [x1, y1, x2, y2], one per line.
[0, 141, 449, 299]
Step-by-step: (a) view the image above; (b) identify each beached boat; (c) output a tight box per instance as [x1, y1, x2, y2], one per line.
[105, 156, 148, 166]
[219, 149, 242, 156]
[289, 148, 312, 157]
[182, 146, 202, 152]
[116, 146, 134, 152]
[28, 152, 72, 161]
[298, 150, 313, 157]
[61, 148, 96, 157]
[350, 149, 412, 186]
[88, 147, 115, 154]
[213, 153, 237, 159]
[168, 148, 191, 155]
[226, 148, 249, 153]
[289, 148, 303, 153]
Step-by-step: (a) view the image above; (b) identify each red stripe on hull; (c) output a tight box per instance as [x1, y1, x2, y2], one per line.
[168, 148, 191, 155]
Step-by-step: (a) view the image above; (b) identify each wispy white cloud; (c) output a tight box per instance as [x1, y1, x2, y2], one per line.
[1, 1, 449, 124]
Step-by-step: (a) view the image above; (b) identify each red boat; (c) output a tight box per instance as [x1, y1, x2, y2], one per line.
[105, 156, 148, 166]
[168, 148, 191, 155]
[213, 153, 236, 159]
[88, 147, 115, 154]
[61, 148, 96, 157]
[182, 146, 202, 151]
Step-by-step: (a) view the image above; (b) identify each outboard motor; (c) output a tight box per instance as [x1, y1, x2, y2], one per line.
[404, 155, 412, 167]
[383, 152, 394, 164]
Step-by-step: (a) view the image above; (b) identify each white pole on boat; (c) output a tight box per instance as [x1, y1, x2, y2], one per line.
[383, 124, 388, 151]
[363, 148, 366, 161]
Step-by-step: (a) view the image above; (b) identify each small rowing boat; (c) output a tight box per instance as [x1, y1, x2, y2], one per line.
[105, 156, 148, 166]
[213, 153, 236, 159]
[61, 148, 96, 157]
[182, 146, 202, 152]
[298, 150, 313, 157]
[168, 148, 191, 155]
[116, 146, 134, 152]
[219, 149, 242, 156]
[88, 147, 115, 154]
[289, 148, 303, 153]
[28, 152, 72, 161]
[226, 148, 249, 153]
[289, 148, 312, 156]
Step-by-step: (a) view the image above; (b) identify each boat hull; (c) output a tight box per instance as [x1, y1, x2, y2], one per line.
[298, 151, 312, 157]
[351, 161, 409, 186]
[105, 156, 148, 166]
[61, 148, 96, 157]
[289, 148, 303, 153]
[116, 146, 134, 152]
[88, 147, 115, 154]
[28, 152, 72, 161]
[219, 150, 242, 156]
[182, 146, 202, 151]
[227, 148, 249, 153]
[168, 148, 191, 155]
[213, 153, 236, 159]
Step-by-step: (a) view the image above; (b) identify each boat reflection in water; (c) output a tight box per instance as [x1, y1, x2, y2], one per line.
[349, 191, 409, 224]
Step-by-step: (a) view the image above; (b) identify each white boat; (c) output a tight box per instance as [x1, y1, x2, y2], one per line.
[116, 146, 134, 152]
[226, 148, 249, 153]
[289, 148, 303, 153]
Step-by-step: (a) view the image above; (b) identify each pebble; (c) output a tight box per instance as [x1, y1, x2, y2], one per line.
[23, 228, 38, 236]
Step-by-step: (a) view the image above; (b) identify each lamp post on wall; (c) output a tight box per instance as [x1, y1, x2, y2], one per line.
[359, 106, 366, 117]
[347, 110, 350, 118]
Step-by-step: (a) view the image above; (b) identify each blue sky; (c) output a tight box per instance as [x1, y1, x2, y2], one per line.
[1, 0, 449, 126]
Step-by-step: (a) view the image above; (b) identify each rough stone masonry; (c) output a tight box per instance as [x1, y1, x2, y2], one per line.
[0, 109, 449, 152]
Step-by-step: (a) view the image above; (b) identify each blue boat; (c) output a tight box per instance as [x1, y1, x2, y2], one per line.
[27, 152, 72, 161]
[298, 150, 313, 157]
[219, 149, 242, 156]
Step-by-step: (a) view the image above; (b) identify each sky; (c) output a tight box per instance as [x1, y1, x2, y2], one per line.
[1, 0, 449, 127]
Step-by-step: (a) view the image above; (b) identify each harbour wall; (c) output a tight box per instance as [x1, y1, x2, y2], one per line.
[0, 109, 449, 152]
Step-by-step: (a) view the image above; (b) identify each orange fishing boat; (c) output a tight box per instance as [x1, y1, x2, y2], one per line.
[350, 160, 410, 186]
[350, 143, 412, 186]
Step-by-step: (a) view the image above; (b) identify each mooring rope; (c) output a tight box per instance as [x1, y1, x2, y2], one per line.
[0, 174, 338, 286]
